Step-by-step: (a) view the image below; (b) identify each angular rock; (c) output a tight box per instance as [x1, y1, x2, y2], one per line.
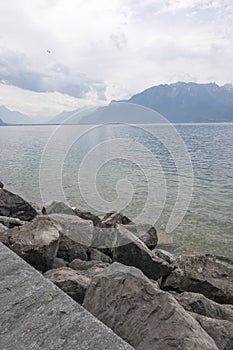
[74, 208, 102, 226]
[152, 248, 176, 264]
[113, 224, 172, 280]
[69, 258, 109, 278]
[44, 267, 90, 304]
[83, 262, 218, 350]
[173, 292, 233, 322]
[191, 313, 233, 350]
[124, 224, 158, 250]
[57, 234, 88, 262]
[49, 213, 93, 247]
[0, 216, 59, 272]
[43, 200, 75, 216]
[52, 257, 69, 269]
[0, 215, 25, 228]
[162, 254, 233, 304]
[0, 188, 37, 221]
[102, 212, 132, 227]
[0, 243, 133, 350]
[87, 247, 112, 263]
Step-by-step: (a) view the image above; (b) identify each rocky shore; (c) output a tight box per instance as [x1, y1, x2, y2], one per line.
[0, 182, 233, 349]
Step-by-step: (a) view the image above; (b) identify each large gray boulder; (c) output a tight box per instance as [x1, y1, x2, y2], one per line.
[0, 188, 37, 221]
[162, 254, 233, 304]
[173, 292, 233, 322]
[124, 224, 158, 250]
[191, 313, 233, 350]
[152, 248, 176, 264]
[0, 222, 7, 234]
[49, 213, 94, 247]
[43, 200, 75, 216]
[0, 216, 59, 272]
[83, 262, 218, 350]
[44, 267, 90, 304]
[112, 224, 172, 280]
[52, 257, 69, 269]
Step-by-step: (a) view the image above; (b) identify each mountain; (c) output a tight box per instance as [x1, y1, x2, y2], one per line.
[124, 82, 233, 123]
[0, 106, 32, 124]
[0, 118, 7, 126]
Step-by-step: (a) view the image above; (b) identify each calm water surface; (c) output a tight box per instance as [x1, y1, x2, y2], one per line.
[0, 123, 232, 256]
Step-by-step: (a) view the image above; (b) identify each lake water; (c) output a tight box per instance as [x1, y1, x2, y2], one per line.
[0, 123, 233, 257]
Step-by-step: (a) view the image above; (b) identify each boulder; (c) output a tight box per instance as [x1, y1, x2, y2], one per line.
[57, 234, 88, 262]
[102, 212, 133, 227]
[112, 224, 172, 280]
[44, 267, 90, 304]
[87, 247, 112, 263]
[173, 292, 233, 322]
[191, 313, 233, 350]
[152, 248, 176, 264]
[69, 258, 109, 278]
[42, 200, 75, 216]
[0, 188, 37, 221]
[0, 215, 25, 228]
[124, 224, 158, 250]
[0, 217, 59, 272]
[52, 257, 69, 269]
[74, 208, 102, 226]
[162, 254, 233, 304]
[83, 262, 218, 350]
[49, 213, 93, 247]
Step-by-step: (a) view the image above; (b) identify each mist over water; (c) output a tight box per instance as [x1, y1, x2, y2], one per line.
[0, 123, 232, 257]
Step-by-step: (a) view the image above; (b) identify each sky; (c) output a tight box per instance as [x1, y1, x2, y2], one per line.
[0, 0, 233, 119]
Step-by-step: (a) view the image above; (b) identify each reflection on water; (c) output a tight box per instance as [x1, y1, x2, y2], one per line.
[0, 123, 232, 256]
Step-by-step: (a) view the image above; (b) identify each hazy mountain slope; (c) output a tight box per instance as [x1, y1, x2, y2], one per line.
[0, 118, 7, 125]
[0, 106, 32, 124]
[125, 82, 233, 122]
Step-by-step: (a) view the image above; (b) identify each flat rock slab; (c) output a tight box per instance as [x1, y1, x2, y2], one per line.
[0, 243, 133, 350]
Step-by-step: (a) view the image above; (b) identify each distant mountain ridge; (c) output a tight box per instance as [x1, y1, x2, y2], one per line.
[124, 82, 233, 123]
[0, 106, 32, 124]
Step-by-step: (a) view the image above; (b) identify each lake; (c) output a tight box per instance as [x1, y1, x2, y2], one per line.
[0, 123, 233, 257]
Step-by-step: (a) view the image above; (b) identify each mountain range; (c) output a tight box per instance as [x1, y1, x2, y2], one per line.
[0, 106, 32, 124]
[1, 82, 233, 125]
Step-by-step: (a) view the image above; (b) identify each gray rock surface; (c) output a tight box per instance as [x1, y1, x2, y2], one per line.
[152, 248, 176, 264]
[87, 247, 112, 263]
[113, 224, 172, 280]
[102, 211, 132, 227]
[83, 262, 218, 350]
[74, 208, 102, 226]
[49, 213, 93, 247]
[0, 243, 133, 350]
[191, 312, 233, 350]
[52, 257, 69, 269]
[69, 258, 109, 278]
[0, 215, 25, 228]
[162, 254, 233, 304]
[0, 188, 37, 221]
[0, 222, 7, 233]
[44, 267, 90, 304]
[0, 216, 60, 272]
[57, 234, 88, 262]
[43, 200, 75, 216]
[124, 223, 158, 250]
[173, 291, 233, 322]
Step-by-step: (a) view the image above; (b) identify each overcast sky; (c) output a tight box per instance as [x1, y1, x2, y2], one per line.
[0, 0, 233, 118]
